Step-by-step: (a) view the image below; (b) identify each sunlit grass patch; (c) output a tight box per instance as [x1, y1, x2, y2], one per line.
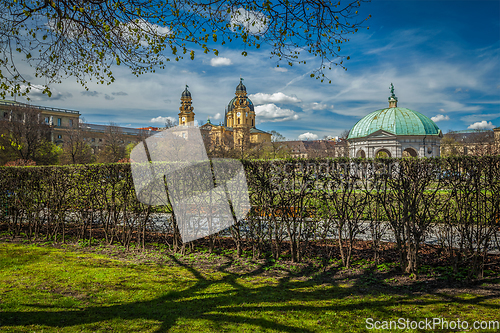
[0, 243, 499, 332]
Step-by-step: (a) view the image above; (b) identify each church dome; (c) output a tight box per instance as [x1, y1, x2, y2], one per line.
[227, 96, 254, 112]
[348, 107, 441, 140]
[181, 85, 191, 98]
[227, 78, 254, 112]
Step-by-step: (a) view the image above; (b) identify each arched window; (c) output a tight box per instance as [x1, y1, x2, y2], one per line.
[252, 119, 254, 126]
[356, 150, 366, 158]
[402, 148, 418, 157]
[238, 118, 240, 125]
[375, 149, 392, 158]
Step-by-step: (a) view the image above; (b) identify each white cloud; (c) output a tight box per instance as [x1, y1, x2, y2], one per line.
[364, 28, 438, 56]
[468, 121, 495, 130]
[118, 19, 171, 47]
[151, 116, 176, 124]
[213, 113, 222, 120]
[21, 84, 72, 101]
[210, 57, 233, 67]
[254, 104, 299, 123]
[305, 102, 334, 111]
[141, 21, 170, 36]
[249, 92, 301, 105]
[47, 19, 87, 39]
[273, 67, 288, 73]
[439, 100, 480, 113]
[81, 91, 100, 97]
[230, 8, 267, 35]
[48, 18, 170, 46]
[298, 132, 318, 141]
[460, 113, 500, 123]
[431, 114, 450, 122]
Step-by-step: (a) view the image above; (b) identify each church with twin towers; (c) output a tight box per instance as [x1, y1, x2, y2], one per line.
[177, 78, 272, 149]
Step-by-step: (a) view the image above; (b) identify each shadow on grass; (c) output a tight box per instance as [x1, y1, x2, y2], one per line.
[1, 250, 499, 332]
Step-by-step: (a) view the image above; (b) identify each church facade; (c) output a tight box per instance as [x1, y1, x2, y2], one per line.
[178, 79, 271, 150]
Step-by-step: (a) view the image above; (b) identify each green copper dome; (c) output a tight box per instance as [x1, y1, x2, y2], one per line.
[348, 107, 441, 139]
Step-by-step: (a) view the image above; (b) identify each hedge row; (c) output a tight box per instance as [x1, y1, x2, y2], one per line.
[1, 156, 499, 278]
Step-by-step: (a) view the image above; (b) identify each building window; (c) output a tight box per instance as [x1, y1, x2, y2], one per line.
[3, 112, 8, 118]
[91, 138, 95, 142]
[99, 138, 102, 142]
[69, 119, 73, 127]
[57, 118, 62, 126]
[57, 135, 62, 139]
[44, 117, 49, 124]
[252, 119, 254, 126]
[238, 118, 240, 125]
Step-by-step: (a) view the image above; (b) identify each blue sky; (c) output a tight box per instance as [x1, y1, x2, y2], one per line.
[13, 0, 500, 140]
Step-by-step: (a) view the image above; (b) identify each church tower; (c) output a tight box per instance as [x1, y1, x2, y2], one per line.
[178, 85, 195, 126]
[200, 78, 272, 151]
[225, 78, 256, 147]
[226, 78, 256, 129]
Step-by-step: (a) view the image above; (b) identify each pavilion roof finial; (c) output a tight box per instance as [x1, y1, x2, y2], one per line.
[388, 83, 398, 107]
[390, 83, 396, 98]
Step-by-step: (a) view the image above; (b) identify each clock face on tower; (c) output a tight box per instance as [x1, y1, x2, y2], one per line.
[237, 112, 241, 117]
[182, 117, 186, 121]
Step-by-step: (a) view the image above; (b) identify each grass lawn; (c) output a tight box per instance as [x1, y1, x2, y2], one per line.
[0, 242, 499, 332]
